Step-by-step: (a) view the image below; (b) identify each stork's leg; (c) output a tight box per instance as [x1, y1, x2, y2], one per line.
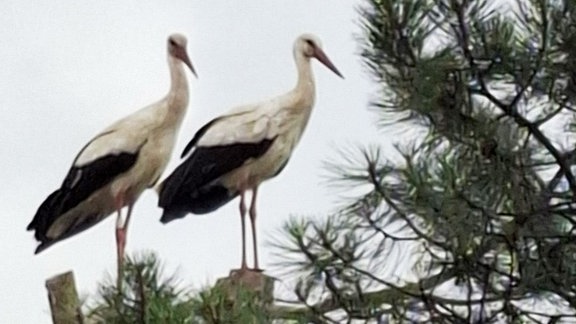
[116, 203, 134, 275]
[239, 191, 248, 270]
[114, 195, 125, 289]
[249, 186, 260, 271]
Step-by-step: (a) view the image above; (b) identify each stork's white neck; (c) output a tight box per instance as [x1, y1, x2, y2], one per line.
[292, 51, 316, 108]
[165, 55, 190, 125]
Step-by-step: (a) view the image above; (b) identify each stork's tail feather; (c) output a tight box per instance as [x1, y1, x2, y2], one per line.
[34, 240, 57, 255]
[160, 206, 189, 224]
[27, 190, 66, 254]
[27, 190, 63, 241]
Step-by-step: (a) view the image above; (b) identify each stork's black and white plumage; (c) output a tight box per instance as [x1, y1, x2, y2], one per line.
[27, 34, 196, 274]
[157, 33, 343, 271]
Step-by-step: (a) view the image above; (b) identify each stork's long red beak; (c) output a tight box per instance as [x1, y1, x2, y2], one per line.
[176, 47, 198, 78]
[314, 48, 343, 79]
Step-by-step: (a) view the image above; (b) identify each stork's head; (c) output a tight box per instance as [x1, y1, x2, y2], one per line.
[168, 33, 197, 77]
[295, 33, 343, 78]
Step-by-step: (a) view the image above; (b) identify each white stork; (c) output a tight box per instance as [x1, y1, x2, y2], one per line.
[157, 33, 343, 271]
[27, 34, 196, 275]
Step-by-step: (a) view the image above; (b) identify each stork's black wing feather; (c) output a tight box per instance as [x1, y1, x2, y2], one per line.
[181, 118, 221, 158]
[158, 137, 276, 222]
[27, 151, 139, 252]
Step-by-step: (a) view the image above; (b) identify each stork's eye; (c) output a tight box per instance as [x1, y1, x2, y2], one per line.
[305, 39, 314, 47]
[169, 39, 177, 46]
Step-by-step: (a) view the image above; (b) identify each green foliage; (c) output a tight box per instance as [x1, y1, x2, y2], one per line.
[190, 282, 270, 324]
[85, 253, 293, 323]
[86, 252, 196, 323]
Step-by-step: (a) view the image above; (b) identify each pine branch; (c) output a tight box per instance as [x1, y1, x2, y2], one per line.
[452, 0, 576, 198]
[268, 271, 527, 322]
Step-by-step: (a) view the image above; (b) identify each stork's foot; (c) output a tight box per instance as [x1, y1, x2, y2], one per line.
[233, 266, 264, 274]
[227, 268, 271, 293]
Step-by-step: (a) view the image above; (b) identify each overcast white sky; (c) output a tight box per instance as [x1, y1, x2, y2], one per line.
[0, 1, 389, 322]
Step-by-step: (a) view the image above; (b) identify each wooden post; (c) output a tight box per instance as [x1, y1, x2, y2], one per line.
[215, 269, 275, 304]
[45, 271, 84, 324]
